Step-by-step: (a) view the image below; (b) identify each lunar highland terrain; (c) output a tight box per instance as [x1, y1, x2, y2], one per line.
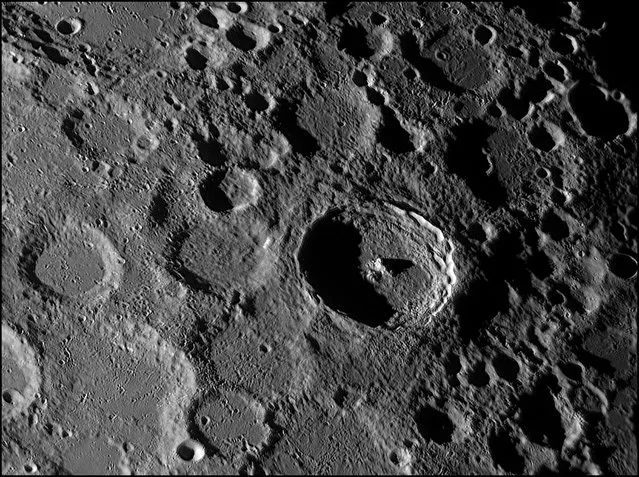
[1, 2, 637, 475]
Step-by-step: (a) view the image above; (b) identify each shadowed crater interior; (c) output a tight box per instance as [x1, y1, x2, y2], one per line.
[569, 82, 629, 139]
[199, 171, 233, 213]
[298, 211, 395, 327]
[414, 405, 454, 445]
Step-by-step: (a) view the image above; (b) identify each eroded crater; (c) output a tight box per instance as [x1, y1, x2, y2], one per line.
[21, 217, 124, 303]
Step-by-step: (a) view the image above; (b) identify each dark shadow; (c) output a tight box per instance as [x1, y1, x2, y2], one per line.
[185, 48, 207, 70]
[199, 171, 233, 213]
[493, 352, 520, 382]
[377, 106, 414, 153]
[323, 1, 353, 22]
[192, 133, 226, 166]
[399, 32, 464, 93]
[444, 120, 508, 208]
[226, 24, 256, 52]
[297, 211, 395, 327]
[569, 82, 629, 139]
[148, 194, 169, 228]
[272, 101, 319, 156]
[380, 258, 414, 276]
[541, 210, 569, 241]
[489, 428, 526, 474]
[338, 21, 374, 59]
[414, 405, 454, 444]
[518, 375, 565, 450]
[196, 8, 219, 28]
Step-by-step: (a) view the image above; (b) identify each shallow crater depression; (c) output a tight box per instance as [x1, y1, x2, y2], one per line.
[21, 217, 124, 303]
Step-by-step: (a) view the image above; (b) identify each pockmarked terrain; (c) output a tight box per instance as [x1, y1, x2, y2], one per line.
[2, 2, 637, 475]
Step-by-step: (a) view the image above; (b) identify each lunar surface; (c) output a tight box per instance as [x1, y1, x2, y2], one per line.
[1, 2, 636, 475]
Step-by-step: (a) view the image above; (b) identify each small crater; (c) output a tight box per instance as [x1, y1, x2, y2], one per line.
[196, 9, 219, 28]
[468, 361, 490, 387]
[199, 168, 260, 213]
[41, 45, 70, 65]
[56, 17, 82, 35]
[177, 439, 205, 462]
[473, 24, 496, 46]
[245, 91, 269, 113]
[486, 103, 503, 118]
[399, 32, 463, 94]
[2, 324, 41, 421]
[569, 82, 630, 139]
[497, 88, 530, 120]
[489, 428, 525, 474]
[414, 405, 454, 445]
[149, 194, 169, 228]
[445, 353, 462, 385]
[518, 376, 565, 449]
[549, 32, 577, 54]
[456, 279, 509, 342]
[193, 133, 226, 166]
[34, 28, 53, 43]
[227, 2, 247, 14]
[370, 12, 387, 26]
[505, 45, 524, 58]
[528, 250, 554, 280]
[338, 21, 374, 59]
[377, 106, 414, 153]
[133, 133, 159, 159]
[296, 88, 379, 153]
[379, 258, 414, 276]
[352, 69, 369, 87]
[23, 463, 39, 475]
[194, 391, 269, 458]
[333, 387, 348, 407]
[541, 210, 569, 241]
[535, 167, 550, 179]
[444, 120, 507, 208]
[35, 240, 106, 297]
[19, 218, 123, 302]
[492, 353, 519, 382]
[226, 24, 257, 52]
[365, 87, 386, 106]
[61, 110, 85, 149]
[522, 75, 553, 104]
[528, 123, 564, 152]
[516, 1, 572, 30]
[547, 288, 565, 306]
[323, 2, 354, 22]
[199, 171, 233, 213]
[543, 60, 566, 82]
[2, 389, 22, 405]
[430, 33, 494, 90]
[176, 221, 270, 295]
[403, 67, 417, 80]
[445, 353, 462, 376]
[435, 49, 450, 61]
[498, 76, 552, 119]
[185, 47, 207, 70]
[608, 253, 637, 279]
[558, 361, 583, 382]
